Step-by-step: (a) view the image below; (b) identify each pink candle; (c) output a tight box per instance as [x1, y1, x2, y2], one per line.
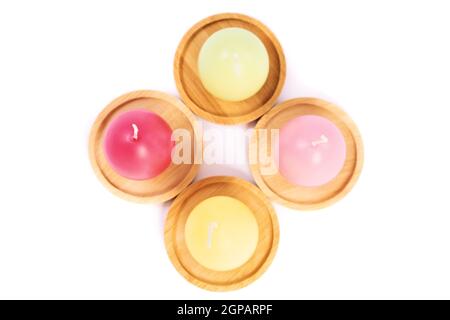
[103, 109, 174, 180]
[278, 115, 346, 187]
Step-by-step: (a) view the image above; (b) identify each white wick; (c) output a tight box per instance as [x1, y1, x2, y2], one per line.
[132, 123, 139, 140]
[207, 222, 219, 249]
[311, 134, 328, 147]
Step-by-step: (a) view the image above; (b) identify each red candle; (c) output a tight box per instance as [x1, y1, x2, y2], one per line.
[103, 109, 174, 180]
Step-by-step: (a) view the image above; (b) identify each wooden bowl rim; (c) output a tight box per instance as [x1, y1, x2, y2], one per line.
[249, 97, 364, 210]
[164, 176, 279, 291]
[174, 12, 286, 125]
[89, 90, 200, 203]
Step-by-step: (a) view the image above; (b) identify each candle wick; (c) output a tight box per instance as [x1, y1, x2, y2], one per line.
[132, 123, 139, 141]
[311, 134, 328, 147]
[207, 222, 219, 249]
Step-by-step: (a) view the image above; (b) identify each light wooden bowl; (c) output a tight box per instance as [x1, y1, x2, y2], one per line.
[89, 90, 200, 203]
[164, 176, 279, 291]
[174, 13, 286, 125]
[249, 98, 364, 210]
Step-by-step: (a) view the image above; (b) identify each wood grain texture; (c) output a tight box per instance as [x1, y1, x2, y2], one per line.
[174, 13, 286, 125]
[89, 90, 200, 203]
[164, 176, 279, 291]
[249, 98, 364, 210]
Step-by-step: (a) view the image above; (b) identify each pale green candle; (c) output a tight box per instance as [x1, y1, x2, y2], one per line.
[198, 27, 269, 102]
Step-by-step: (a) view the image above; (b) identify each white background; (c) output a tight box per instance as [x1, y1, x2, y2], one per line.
[1, 0, 449, 300]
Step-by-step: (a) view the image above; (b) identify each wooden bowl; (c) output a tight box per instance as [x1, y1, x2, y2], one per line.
[164, 176, 279, 291]
[174, 13, 286, 125]
[89, 90, 200, 203]
[249, 98, 364, 210]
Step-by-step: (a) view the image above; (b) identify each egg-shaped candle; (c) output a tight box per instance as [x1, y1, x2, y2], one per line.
[279, 115, 347, 187]
[198, 27, 270, 102]
[165, 176, 279, 290]
[184, 196, 259, 272]
[103, 109, 174, 180]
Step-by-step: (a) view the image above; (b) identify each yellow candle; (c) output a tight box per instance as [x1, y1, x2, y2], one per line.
[198, 27, 270, 102]
[184, 196, 259, 271]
